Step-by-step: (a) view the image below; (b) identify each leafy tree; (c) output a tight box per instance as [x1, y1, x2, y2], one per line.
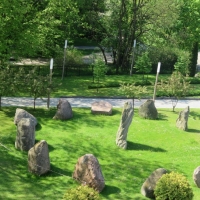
[174, 50, 190, 76]
[0, 66, 17, 109]
[35, 0, 80, 57]
[165, 0, 200, 76]
[119, 83, 147, 109]
[91, 56, 108, 92]
[134, 52, 152, 82]
[100, 0, 181, 73]
[25, 67, 54, 109]
[159, 71, 190, 112]
[0, 0, 45, 62]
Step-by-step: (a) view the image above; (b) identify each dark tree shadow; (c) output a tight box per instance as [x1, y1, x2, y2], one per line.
[127, 141, 166, 152]
[187, 129, 200, 134]
[190, 111, 200, 120]
[36, 122, 42, 131]
[157, 113, 168, 121]
[47, 163, 72, 177]
[101, 184, 121, 196]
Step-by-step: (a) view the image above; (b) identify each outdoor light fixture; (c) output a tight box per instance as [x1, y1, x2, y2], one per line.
[62, 40, 67, 80]
[47, 58, 54, 109]
[153, 62, 161, 101]
[50, 58, 53, 70]
[130, 39, 136, 76]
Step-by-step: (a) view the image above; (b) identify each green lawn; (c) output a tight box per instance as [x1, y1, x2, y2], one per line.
[1, 107, 200, 199]
[51, 74, 200, 98]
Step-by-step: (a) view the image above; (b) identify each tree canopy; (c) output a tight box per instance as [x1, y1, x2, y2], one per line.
[0, 0, 199, 76]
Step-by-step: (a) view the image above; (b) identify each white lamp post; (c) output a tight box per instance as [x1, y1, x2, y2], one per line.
[130, 39, 136, 76]
[153, 62, 161, 101]
[50, 58, 53, 83]
[47, 58, 54, 108]
[62, 40, 67, 80]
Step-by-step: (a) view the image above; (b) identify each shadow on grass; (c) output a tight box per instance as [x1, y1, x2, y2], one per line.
[48, 163, 72, 177]
[101, 184, 121, 196]
[36, 122, 42, 131]
[157, 113, 168, 121]
[187, 128, 200, 134]
[190, 111, 200, 120]
[126, 141, 166, 152]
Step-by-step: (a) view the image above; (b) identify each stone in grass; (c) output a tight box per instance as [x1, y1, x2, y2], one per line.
[139, 99, 158, 119]
[73, 154, 105, 193]
[141, 168, 168, 199]
[176, 106, 190, 131]
[15, 118, 35, 151]
[28, 140, 50, 176]
[53, 99, 73, 120]
[116, 101, 133, 149]
[91, 100, 112, 115]
[193, 166, 200, 188]
[14, 108, 37, 126]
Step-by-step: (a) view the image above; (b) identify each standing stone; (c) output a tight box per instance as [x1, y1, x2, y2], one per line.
[28, 140, 50, 176]
[139, 99, 158, 119]
[15, 118, 35, 151]
[141, 168, 168, 199]
[91, 100, 112, 115]
[116, 101, 133, 149]
[14, 108, 37, 126]
[53, 99, 73, 120]
[176, 106, 190, 131]
[193, 166, 200, 188]
[73, 154, 105, 193]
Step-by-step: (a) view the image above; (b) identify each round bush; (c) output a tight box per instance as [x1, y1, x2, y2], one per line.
[63, 185, 100, 200]
[154, 171, 193, 200]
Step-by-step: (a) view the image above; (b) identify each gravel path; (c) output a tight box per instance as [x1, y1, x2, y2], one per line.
[2, 97, 200, 108]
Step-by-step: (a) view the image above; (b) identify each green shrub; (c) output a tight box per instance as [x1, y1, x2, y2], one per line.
[154, 171, 193, 200]
[63, 185, 100, 200]
[186, 77, 200, 84]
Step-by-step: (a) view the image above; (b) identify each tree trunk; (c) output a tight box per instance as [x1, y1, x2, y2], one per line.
[98, 45, 107, 65]
[189, 42, 198, 77]
[34, 98, 36, 110]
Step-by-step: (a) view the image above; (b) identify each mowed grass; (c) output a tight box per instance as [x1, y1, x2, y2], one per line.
[1, 107, 200, 199]
[52, 74, 164, 98]
[51, 74, 200, 98]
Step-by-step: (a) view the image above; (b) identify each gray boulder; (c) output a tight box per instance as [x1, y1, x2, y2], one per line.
[73, 154, 105, 193]
[116, 101, 133, 149]
[53, 99, 73, 120]
[141, 168, 168, 199]
[14, 108, 37, 126]
[176, 106, 190, 131]
[28, 140, 50, 176]
[139, 99, 158, 119]
[15, 118, 35, 151]
[91, 100, 112, 115]
[193, 166, 200, 188]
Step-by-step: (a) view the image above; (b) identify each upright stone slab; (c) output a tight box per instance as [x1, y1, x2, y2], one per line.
[14, 108, 37, 126]
[193, 166, 200, 188]
[53, 99, 73, 120]
[139, 99, 158, 119]
[91, 100, 112, 115]
[176, 106, 190, 131]
[116, 101, 133, 149]
[28, 140, 50, 176]
[141, 168, 168, 199]
[15, 118, 35, 151]
[73, 154, 105, 193]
